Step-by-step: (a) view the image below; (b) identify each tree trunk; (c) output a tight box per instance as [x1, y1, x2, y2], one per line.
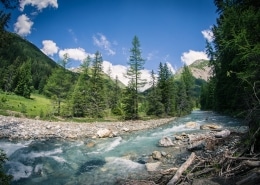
[167, 152, 196, 185]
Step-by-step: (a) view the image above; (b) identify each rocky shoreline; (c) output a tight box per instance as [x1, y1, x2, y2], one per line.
[0, 115, 175, 140]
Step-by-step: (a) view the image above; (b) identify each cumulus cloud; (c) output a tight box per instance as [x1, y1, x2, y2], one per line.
[14, 14, 33, 36]
[201, 29, 214, 42]
[20, 0, 58, 11]
[166, 62, 176, 74]
[102, 61, 151, 91]
[41, 40, 59, 56]
[59, 48, 94, 62]
[181, 50, 209, 66]
[93, 33, 116, 56]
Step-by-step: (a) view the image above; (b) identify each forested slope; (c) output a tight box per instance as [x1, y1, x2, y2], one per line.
[200, 0, 260, 151]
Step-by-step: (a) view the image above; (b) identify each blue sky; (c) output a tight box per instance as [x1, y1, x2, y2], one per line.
[8, 0, 216, 87]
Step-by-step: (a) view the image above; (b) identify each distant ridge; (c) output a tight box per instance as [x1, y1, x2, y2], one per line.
[175, 59, 212, 81]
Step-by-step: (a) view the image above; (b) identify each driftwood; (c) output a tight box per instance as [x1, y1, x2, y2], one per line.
[161, 167, 178, 175]
[167, 152, 196, 185]
[243, 160, 260, 167]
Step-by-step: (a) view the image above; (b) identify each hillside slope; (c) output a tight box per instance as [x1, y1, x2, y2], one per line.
[0, 32, 58, 92]
[176, 59, 212, 81]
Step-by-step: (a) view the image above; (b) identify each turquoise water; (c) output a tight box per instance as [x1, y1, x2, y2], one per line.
[0, 111, 244, 185]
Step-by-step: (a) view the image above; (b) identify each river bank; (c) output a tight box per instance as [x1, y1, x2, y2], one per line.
[0, 115, 175, 140]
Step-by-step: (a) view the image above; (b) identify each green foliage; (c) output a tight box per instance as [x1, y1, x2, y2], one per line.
[0, 32, 58, 93]
[201, 0, 260, 150]
[44, 66, 73, 115]
[124, 36, 146, 119]
[0, 149, 12, 185]
[14, 59, 33, 98]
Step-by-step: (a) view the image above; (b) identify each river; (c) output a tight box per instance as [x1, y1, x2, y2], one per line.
[0, 111, 244, 185]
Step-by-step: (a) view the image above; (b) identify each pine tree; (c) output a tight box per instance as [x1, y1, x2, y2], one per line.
[181, 65, 195, 112]
[14, 59, 32, 98]
[88, 51, 106, 118]
[125, 36, 146, 119]
[157, 62, 175, 116]
[71, 56, 91, 117]
[44, 56, 73, 115]
[147, 70, 164, 116]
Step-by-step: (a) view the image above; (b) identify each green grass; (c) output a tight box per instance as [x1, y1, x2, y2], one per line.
[0, 93, 52, 118]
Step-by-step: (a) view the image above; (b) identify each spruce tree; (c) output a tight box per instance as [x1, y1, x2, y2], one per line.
[147, 70, 164, 116]
[14, 59, 32, 98]
[89, 51, 106, 118]
[44, 56, 73, 115]
[125, 36, 146, 119]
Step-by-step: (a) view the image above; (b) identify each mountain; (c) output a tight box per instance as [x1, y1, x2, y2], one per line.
[0, 32, 59, 92]
[175, 59, 212, 81]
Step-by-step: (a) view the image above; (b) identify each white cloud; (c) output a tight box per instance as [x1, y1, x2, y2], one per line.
[181, 50, 209, 66]
[41, 40, 59, 56]
[102, 61, 151, 91]
[20, 0, 58, 11]
[14, 14, 33, 36]
[201, 29, 214, 42]
[166, 62, 176, 74]
[93, 33, 116, 56]
[59, 48, 94, 62]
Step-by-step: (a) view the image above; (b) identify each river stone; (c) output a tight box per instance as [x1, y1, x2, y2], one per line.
[86, 141, 95, 148]
[215, 129, 230, 138]
[187, 140, 206, 151]
[200, 124, 222, 130]
[185, 121, 197, 128]
[122, 127, 130, 132]
[96, 128, 113, 138]
[145, 161, 161, 172]
[159, 136, 174, 147]
[152, 151, 162, 160]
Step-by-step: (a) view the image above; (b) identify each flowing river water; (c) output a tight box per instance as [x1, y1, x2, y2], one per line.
[0, 111, 245, 185]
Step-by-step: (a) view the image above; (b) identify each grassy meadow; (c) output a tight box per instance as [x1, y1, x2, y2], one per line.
[0, 92, 53, 119]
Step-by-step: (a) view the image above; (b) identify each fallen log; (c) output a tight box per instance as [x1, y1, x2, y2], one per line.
[161, 167, 178, 175]
[243, 160, 260, 167]
[167, 152, 196, 185]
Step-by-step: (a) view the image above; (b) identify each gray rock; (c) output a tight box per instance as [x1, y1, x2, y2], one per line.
[200, 124, 222, 130]
[215, 129, 230, 138]
[152, 151, 162, 160]
[159, 136, 174, 147]
[145, 161, 161, 172]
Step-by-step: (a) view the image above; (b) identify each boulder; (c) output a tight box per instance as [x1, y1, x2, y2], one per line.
[185, 121, 197, 128]
[159, 136, 174, 147]
[122, 127, 130, 132]
[145, 162, 161, 172]
[200, 124, 222, 130]
[152, 151, 162, 160]
[96, 128, 113, 138]
[187, 140, 206, 151]
[215, 129, 230, 138]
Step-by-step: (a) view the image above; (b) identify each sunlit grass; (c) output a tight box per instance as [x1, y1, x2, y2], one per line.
[0, 93, 52, 118]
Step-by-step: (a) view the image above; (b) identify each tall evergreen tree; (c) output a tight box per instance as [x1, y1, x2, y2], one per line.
[14, 59, 32, 98]
[88, 51, 106, 118]
[71, 56, 91, 117]
[157, 62, 175, 116]
[202, 0, 260, 150]
[125, 36, 146, 119]
[181, 65, 195, 112]
[44, 56, 73, 115]
[147, 70, 164, 116]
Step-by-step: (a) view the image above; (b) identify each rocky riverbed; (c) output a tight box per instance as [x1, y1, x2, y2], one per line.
[0, 115, 175, 140]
